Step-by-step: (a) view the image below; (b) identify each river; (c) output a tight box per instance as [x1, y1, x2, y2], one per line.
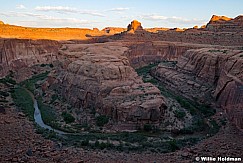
[33, 99, 66, 135]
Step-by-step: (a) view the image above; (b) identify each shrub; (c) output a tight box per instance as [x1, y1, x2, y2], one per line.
[11, 87, 34, 121]
[208, 120, 220, 135]
[0, 76, 16, 85]
[50, 94, 58, 104]
[62, 111, 75, 124]
[144, 124, 152, 132]
[49, 63, 54, 68]
[0, 91, 9, 97]
[96, 115, 109, 127]
[40, 64, 46, 67]
[37, 98, 58, 127]
[198, 104, 216, 117]
[81, 139, 89, 146]
[95, 140, 100, 147]
[168, 139, 179, 152]
[174, 110, 186, 119]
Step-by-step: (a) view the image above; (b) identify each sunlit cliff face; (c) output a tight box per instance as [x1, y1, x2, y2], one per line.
[210, 15, 232, 22]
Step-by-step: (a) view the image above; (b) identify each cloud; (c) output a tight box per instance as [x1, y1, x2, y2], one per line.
[141, 14, 207, 25]
[107, 7, 129, 11]
[80, 11, 105, 17]
[0, 11, 95, 27]
[35, 6, 105, 17]
[16, 4, 26, 9]
[35, 6, 76, 12]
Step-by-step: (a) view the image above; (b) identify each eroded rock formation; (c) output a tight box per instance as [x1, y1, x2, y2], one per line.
[206, 15, 243, 32]
[124, 41, 207, 68]
[152, 48, 243, 129]
[46, 42, 166, 128]
[127, 20, 143, 32]
[0, 39, 60, 77]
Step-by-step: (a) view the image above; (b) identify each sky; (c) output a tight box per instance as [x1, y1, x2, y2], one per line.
[0, 0, 242, 29]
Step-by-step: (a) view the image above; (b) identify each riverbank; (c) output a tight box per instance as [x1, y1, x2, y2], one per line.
[1, 103, 243, 162]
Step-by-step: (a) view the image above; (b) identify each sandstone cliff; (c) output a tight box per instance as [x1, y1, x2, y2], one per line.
[127, 20, 143, 33]
[206, 15, 243, 32]
[46, 42, 166, 128]
[153, 48, 243, 130]
[0, 39, 60, 77]
[0, 23, 120, 40]
[108, 15, 243, 46]
[124, 41, 208, 68]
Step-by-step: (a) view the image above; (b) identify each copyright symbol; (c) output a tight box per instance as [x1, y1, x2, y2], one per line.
[195, 157, 200, 161]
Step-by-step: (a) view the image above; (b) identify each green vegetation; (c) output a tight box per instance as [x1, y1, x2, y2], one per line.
[37, 98, 58, 127]
[208, 119, 220, 135]
[136, 64, 215, 118]
[0, 75, 16, 86]
[11, 87, 34, 120]
[0, 99, 8, 103]
[49, 63, 54, 68]
[175, 96, 197, 115]
[50, 94, 59, 104]
[40, 63, 54, 68]
[62, 111, 75, 124]
[168, 139, 179, 152]
[143, 124, 153, 132]
[135, 63, 219, 139]
[135, 63, 159, 76]
[174, 109, 186, 119]
[197, 104, 216, 117]
[0, 91, 9, 97]
[35, 125, 58, 139]
[20, 71, 49, 93]
[208, 49, 228, 54]
[96, 115, 109, 127]
[58, 131, 202, 152]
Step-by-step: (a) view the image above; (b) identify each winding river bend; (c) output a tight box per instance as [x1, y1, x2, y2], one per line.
[25, 89, 67, 135]
[33, 99, 66, 135]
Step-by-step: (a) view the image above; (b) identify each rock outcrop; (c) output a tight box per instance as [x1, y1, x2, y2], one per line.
[124, 41, 208, 68]
[109, 15, 243, 46]
[206, 15, 243, 32]
[152, 48, 243, 130]
[209, 15, 232, 22]
[48, 42, 166, 127]
[0, 39, 60, 77]
[102, 27, 126, 34]
[127, 20, 143, 32]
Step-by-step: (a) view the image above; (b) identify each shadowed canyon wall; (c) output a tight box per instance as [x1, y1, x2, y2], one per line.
[0, 39, 60, 77]
[152, 48, 243, 130]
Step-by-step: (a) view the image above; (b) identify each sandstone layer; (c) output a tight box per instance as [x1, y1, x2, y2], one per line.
[46, 42, 166, 128]
[0, 39, 59, 77]
[123, 41, 209, 68]
[152, 48, 243, 130]
[108, 15, 243, 46]
[206, 15, 243, 32]
[0, 23, 124, 40]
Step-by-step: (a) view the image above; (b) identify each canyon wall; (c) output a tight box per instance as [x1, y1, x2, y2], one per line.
[0, 39, 60, 77]
[46, 42, 166, 128]
[152, 48, 243, 129]
[123, 41, 209, 68]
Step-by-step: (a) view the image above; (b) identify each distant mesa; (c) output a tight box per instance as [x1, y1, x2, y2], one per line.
[0, 20, 4, 25]
[206, 15, 243, 32]
[127, 20, 143, 32]
[209, 15, 232, 22]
